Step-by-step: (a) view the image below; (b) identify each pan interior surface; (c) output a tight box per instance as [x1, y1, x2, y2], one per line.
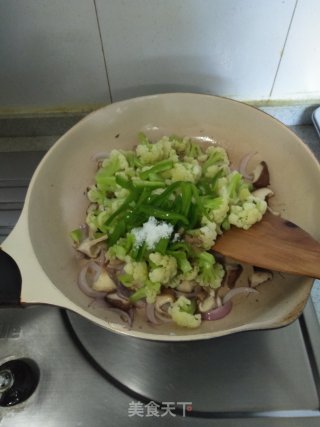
[26, 94, 320, 340]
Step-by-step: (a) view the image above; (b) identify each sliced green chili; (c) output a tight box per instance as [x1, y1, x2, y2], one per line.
[138, 205, 189, 225]
[139, 159, 174, 180]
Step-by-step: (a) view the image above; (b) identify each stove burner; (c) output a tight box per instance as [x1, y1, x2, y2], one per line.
[66, 310, 319, 414]
[0, 359, 40, 407]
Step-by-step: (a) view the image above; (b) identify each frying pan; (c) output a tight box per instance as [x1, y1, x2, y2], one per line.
[1, 93, 320, 341]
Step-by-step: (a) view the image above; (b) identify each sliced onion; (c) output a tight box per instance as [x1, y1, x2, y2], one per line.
[146, 303, 161, 325]
[201, 301, 232, 321]
[238, 151, 257, 180]
[107, 307, 133, 328]
[223, 287, 258, 304]
[88, 299, 133, 327]
[78, 261, 105, 298]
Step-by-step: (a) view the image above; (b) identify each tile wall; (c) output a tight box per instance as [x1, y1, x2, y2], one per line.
[0, 0, 319, 112]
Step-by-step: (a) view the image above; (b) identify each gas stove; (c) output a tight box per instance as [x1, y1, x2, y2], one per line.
[1, 115, 320, 426]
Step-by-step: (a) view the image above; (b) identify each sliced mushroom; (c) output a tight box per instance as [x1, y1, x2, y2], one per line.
[252, 161, 270, 189]
[92, 270, 117, 293]
[77, 235, 108, 258]
[105, 292, 132, 311]
[155, 292, 175, 317]
[249, 268, 273, 288]
[252, 187, 274, 201]
[198, 295, 216, 313]
[222, 264, 243, 288]
[196, 290, 208, 303]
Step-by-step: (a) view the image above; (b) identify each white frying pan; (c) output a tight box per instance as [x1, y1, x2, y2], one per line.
[1, 93, 319, 341]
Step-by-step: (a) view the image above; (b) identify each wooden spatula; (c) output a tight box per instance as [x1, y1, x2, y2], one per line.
[213, 211, 320, 278]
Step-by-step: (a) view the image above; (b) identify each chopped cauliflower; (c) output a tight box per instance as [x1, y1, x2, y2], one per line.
[187, 218, 218, 250]
[102, 149, 129, 171]
[124, 261, 149, 285]
[169, 296, 201, 328]
[136, 137, 178, 164]
[149, 252, 177, 284]
[169, 162, 202, 183]
[228, 196, 267, 230]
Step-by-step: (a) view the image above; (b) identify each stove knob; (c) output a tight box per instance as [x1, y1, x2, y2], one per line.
[0, 359, 39, 407]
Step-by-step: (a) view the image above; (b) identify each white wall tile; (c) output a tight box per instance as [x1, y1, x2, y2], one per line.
[0, 0, 110, 111]
[96, 0, 296, 101]
[271, 0, 320, 100]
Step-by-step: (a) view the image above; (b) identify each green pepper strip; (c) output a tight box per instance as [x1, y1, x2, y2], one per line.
[136, 187, 152, 206]
[104, 193, 135, 226]
[133, 180, 166, 188]
[188, 202, 200, 229]
[138, 205, 189, 225]
[107, 221, 126, 246]
[131, 241, 147, 261]
[180, 183, 193, 217]
[154, 237, 170, 255]
[148, 181, 181, 207]
[139, 160, 173, 180]
[115, 175, 135, 192]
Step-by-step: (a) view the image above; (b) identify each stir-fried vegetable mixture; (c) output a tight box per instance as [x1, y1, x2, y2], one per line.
[71, 134, 272, 328]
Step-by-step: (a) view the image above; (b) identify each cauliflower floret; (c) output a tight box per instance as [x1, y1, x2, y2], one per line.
[169, 296, 201, 328]
[203, 196, 230, 226]
[169, 136, 189, 153]
[187, 218, 218, 250]
[203, 146, 230, 176]
[169, 162, 202, 183]
[102, 149, 129, 171]
[228, 196, 267, 230]
[124, 261, 149, 285]
[167, 264, 199, 289]
[136, 137, 178, 165]
[196, 252, 224, 289]
[149, 252, 177, 284]
[145, 280, 161, 304]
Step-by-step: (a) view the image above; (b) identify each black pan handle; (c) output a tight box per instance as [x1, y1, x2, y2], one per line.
[0, 249, 22, 307]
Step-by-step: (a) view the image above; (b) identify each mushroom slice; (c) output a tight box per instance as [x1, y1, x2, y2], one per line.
[155, 292, 175, 317]
[105, 292, 132, 311]
[92, 270, 117, 293]
[77, 235, 108, 258]
[223, 264, 243, 288]
[252, 187, 274, 201]
[249, 268, 273, 288]
[252, 161, 270, 189]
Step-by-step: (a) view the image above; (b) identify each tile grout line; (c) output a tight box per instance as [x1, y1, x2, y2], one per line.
[269, 0, 299, 98]
[93, 0, 113, 103]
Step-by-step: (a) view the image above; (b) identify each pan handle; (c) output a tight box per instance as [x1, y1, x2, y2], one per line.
[0, 249, 22, 307]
